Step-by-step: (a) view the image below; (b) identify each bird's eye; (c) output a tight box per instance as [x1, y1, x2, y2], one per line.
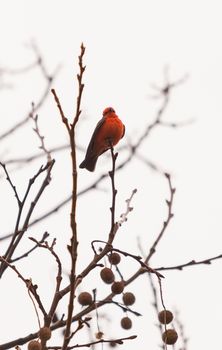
[110, 108, 115, 113]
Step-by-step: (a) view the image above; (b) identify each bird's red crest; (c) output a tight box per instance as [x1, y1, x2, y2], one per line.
[103, 107, 115, 116]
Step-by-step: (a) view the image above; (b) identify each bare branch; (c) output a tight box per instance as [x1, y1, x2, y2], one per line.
[174, 310, 188, 350]
[0, 160, 55, 277]
[156, 253, 222, 271]
[117, 188, 137, 226]
[29, 104, 52, 162]
[0, 77, 184, 239]
[48, 335, 137, 349]
[28, 236, 63, 331]
[110, 246, 164, 279]
[51, 89, 70, 132]
[145, 173, 175, 264]
[73, 43, 86, 127]
[0, 52, 59, 141]
[0, 256, 47, 317]
[0, 162, 21, 205]
[51, 43, 86, 350]
[108, 143, 118, 230]
[11, 232, 50, 262]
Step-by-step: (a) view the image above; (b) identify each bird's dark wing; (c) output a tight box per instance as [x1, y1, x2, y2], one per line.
[84, 116, 106, 157]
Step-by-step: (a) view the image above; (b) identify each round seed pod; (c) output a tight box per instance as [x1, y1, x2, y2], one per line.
[162, 329, 178, 345]
[39, 326, 51, 341]
[109, 341, 117, 347]
[121, 316, 132, 330]
[158, 310, 174, 324]
[111, 281, 124, 294]
[28, 340, 41, 350]
[108, 252, 121, 265]
[95, 331, 104, 339]
[78, 291, 93, 306]
[122, 292, 136, 306]
[100, 267, 115, 284]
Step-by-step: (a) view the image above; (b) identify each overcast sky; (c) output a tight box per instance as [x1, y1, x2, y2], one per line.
[1, 1, 222, 349]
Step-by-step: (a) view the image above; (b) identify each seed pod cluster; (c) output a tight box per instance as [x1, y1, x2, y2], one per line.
[158, 310, 178, 345]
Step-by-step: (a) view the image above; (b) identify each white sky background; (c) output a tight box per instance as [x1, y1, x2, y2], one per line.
[0, 0, 222, 349]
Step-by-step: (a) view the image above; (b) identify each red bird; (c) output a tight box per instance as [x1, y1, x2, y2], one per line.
[79, 107, 125, 172]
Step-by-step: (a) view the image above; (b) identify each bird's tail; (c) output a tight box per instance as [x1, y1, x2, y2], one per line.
[79, 155, 98, 172]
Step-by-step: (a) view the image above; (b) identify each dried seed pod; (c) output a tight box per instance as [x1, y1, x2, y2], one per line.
[100, 267, 115, 284]
[109, 341, 117, 347]
[95, 331, 104, 339]
[108, 252, 121, 265]
[121, 316, 132, 329]
[78, 291, 93, 306]
[158, 310, 174, 324]
[39, 326, 51, 340]
[28, 340, 41, 350]
[162, 329, 178, 345]
[111, 281, 124, 294]
[122, 292, 136, 306]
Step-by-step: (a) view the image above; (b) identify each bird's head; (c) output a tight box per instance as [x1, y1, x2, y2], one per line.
[103, 107, 115, 116]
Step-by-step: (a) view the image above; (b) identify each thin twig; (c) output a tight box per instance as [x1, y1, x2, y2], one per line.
[73, 43, 86, 127]
[137, 237, 165, 349]
[174, 310, 188, 350]
[29, 104, 52, 162]
[29, 237, 62, 289]
[0, 59, 39, 76]
[145, 173, 175, 264]
[0, 162, 21, 205]
[51, 89, 70, 132]
[148, 274, 165, 349]
[155, 253, 222, 271]
[28, 236, 63, 331]
[68, 319, 88, 344]
[62, 44, 85, 350]
[111, 246, 164, 278]
[0, 256, 47, 317]
[117, 188, 137, 226]
[51, 43, 86, 350]
[104, 299, 141, 317]
[27, 280, 42, 330]
[47, 335, 137, 349]
[0, 160, 55, 277]
[108, 143, 118, 230]
[0, 46, 59, 141]
[11, 232, 50, 262]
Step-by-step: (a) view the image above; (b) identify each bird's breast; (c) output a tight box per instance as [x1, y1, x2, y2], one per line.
[92, 115, 124, 155]
[102, 117, 124, 146]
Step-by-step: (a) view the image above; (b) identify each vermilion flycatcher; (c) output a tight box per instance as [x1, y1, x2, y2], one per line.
[79, 107, 125, 172]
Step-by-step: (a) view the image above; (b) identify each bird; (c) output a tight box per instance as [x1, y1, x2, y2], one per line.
[79, 107, 125, 172]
